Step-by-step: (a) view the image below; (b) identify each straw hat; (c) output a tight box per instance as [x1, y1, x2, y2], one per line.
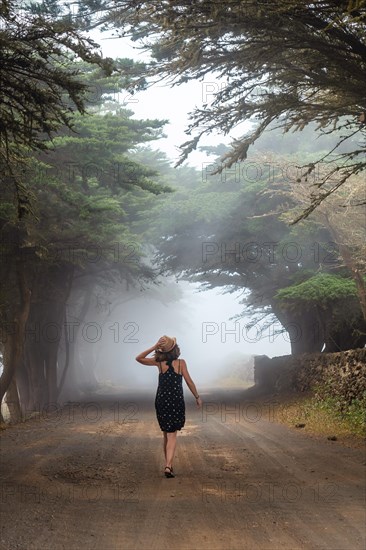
[157, 335, 177, 352]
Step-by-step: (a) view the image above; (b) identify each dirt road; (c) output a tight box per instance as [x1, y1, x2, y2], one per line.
[0, 387, 365, 550]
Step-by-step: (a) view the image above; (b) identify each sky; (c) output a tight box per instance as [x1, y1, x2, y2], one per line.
[95, 31, 245, 168]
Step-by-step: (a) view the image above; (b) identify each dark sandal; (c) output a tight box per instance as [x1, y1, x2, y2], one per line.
[164, 466, 175, 478]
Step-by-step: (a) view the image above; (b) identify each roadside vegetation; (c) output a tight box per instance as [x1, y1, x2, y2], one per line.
[271, 390, 366, 447]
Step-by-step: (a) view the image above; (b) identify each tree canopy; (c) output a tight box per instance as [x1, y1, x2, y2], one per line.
[0, 0, 108, 218]
[0, 57, 171, 420]
[99, 0, 366, 218]
[143, 143, 366, 354]
[1, 0, 365, 423]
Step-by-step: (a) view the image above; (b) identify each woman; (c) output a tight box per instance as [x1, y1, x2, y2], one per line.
[135, 335, 202, 478]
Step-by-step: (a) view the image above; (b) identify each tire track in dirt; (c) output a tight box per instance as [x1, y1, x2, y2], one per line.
[203, 398, 365, 546]
[0, 390, 365, 550]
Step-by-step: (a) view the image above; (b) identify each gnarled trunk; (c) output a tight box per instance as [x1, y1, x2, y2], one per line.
[0, 260, 31, 424]
[58, 284, 95, 401]
[271, 304, 325, 355]
[22, 265, 74, 412]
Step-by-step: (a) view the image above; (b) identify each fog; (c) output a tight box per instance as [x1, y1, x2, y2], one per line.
[67, 279, 290, 399]
[54, 33, 291, 399]
[73, 34, 289, 396]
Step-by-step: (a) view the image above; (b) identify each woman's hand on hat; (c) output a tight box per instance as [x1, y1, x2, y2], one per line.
[155, 337, 165, 350]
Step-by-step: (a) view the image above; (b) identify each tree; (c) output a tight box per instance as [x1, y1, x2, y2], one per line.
[274, 273, 366, 352]
[0, 60, 170, 422]
[143, 146, 366, 355]
[0, 0, 116, 420]
[0, 0, 118, 215]
[274, 169, 366, 319]
[101, 0, 366, 217]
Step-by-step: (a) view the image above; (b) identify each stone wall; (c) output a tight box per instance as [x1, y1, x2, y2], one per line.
[254, 348, 366, 403]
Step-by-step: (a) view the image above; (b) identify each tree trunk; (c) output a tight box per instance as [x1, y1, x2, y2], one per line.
[0, 260, 31, 424]
[325, 220, 366, 321]
[56, 320, 70, 400]
[58, 285, 95, 401]
[24, 339, 47, 411]
[5, 377, 22, 423]
[338, 243, 366, 321]
[324, 319, 366, 352]
[15, 351, 31, 416]
[23, 266, 74, 411]
[272, 304, 325, 355]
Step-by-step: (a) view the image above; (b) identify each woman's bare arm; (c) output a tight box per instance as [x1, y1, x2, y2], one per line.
[135, 341, 161, 366]
[181, 360, 202, 408]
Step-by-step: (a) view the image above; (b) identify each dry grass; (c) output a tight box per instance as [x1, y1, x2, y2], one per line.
[268, 392, 366, 449]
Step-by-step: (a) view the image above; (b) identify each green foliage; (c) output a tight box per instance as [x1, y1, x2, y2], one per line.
[0, 58, 173, 335]
[0, 1, 117, 221]
[313, 385, 366, 436]
[0, 1, 113, 155]
[103, 0, 366, 216]
[279, 393, 366, 438]
[26, 86, 170, 272]
[146, 148, 321, 297]
[140, 142, 365, 352]
[275, 273, 358, 310]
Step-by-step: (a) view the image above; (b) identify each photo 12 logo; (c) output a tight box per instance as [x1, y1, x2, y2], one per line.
[201, 480, 339, 504]
[202, 241, 340, 266]
[1, 321, 140, 344]
[201, 321, 301, 345]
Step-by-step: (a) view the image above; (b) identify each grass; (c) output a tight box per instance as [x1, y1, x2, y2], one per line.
[270, 392, 366, 448]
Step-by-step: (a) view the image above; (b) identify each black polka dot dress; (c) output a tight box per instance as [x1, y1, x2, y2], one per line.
[155, 360, 185, 432]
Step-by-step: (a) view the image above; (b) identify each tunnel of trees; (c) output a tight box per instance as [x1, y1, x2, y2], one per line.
[1, 0, 365, 422]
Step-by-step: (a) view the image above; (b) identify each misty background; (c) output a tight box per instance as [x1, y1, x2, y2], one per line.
[70, 279, 290, 396]
[61, 32, 291, 396]
[2, 3, 364, 425]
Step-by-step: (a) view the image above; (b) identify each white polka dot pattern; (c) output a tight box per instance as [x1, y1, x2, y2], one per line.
[155, 361, 185, 432]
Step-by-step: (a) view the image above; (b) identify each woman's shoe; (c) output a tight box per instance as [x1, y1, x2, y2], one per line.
[164, 466, 175, 478]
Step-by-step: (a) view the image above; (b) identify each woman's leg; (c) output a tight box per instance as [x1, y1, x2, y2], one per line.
[163, 432, 167, 462]
[165, 431, 177, 469]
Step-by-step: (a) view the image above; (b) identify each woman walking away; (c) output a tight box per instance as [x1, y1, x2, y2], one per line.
[136, 336, 202, 478]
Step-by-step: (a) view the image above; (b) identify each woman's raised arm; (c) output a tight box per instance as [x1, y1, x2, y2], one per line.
[135, 340, 162, 366]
